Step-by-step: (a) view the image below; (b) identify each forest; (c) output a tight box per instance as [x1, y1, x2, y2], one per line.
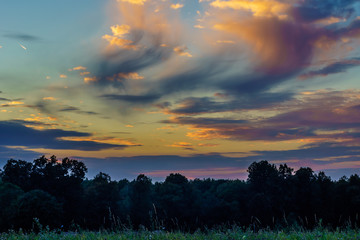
[0, 156, 360, 232]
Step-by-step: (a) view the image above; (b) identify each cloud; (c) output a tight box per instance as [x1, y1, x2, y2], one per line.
[119, 0, 147, 5]
[25, 99, 100, 118]
[173, 46, 193, 57]
[0, 97, 11, 101]
[204, 0, 360, 94]
[106, 72, 144, 81]
[69, 66, 87, 71]
[299, 58, 360, 80]
[81, 0, 360, 115]
[87, 0, 188, 96]
[241, 142, 360, 170]
[170, 3, 184, 10]
[213, 16, 316, 76]
[291, 0, 358, 23]
[168, 142, 194, 150]
[59, 105, 99, 115]
[84, 77, 98, 83]
[1, 101, 24, 107]
[100, 93, 161, 103]
[161, 92, 293, 115]
[0, 120, 135, 151]
[3, 33, 40, 41]
[42, 97, 56, 101]
[163, 90, 360, 141]
[102, 24, 137, 50]
[211, 0, 291, 18]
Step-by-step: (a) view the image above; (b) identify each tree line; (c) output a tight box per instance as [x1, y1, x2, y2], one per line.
[0, 156, 360, 232]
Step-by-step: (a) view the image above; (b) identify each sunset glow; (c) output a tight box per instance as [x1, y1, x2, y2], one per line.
[1, 0, 360, 180]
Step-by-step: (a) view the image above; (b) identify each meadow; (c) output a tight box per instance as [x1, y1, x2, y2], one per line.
[1, 229, 360, 240]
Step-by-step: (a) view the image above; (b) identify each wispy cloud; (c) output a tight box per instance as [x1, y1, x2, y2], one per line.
[3, 33, 40, 41]
[299, 58, 360, 80]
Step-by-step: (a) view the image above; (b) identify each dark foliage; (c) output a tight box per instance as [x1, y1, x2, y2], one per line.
[0, 158, 360, 231]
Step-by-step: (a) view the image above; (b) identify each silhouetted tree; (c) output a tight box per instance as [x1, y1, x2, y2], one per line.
[1, 159, 32, 191]
[0, 157, 360, 231]
[16, 189, 62, 231]
[83, 172, 121, 229]
[0, 181, 24, 231]
[247, 161, 281, 226]
[155, 173, 195, 230]
[130, 174, 153, 228]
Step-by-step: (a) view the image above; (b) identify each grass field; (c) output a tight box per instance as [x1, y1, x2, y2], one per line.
[1, 229, 360, 240]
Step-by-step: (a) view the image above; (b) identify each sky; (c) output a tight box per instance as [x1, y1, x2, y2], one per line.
[1, 0, 360, 181]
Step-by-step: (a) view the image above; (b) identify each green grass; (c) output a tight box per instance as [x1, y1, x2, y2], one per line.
[1, 229, 360, 240]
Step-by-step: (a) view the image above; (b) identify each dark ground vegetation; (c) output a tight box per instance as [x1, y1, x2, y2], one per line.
[0, 156, 360, 233]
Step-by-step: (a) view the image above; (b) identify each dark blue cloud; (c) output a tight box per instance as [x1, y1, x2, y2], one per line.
[100, 93, 161, 103]
[59, 105, 99, 115]
[162, 116, 247, 125]
[245, 143, 360, 163]
[292, 0, 357, 22]
[299, 58, 360, 79]
[0, 120, 135, 151]
[2, 33, 41, 41]
[93, 42, 172, 89]
[162, 92, 293, 115]
[26, 101, 99, 117]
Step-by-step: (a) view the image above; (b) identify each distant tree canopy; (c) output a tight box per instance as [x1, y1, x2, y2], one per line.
[0, 157, 360, 232]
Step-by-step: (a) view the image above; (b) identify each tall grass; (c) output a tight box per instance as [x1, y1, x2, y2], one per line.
[1, 228, 360, 240]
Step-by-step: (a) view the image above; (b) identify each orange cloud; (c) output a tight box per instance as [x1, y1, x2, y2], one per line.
[59, 74, 68, 78]
[42, 97, 56, 101]
[2, 101, 24, 107]
[213, 16, 315, 75]
[173, 46, 193, 57]
[107, 72, 144, 81]
[102, 34, 136, 50]
[168, 142, 194, 148]
[171, 3, 184, 9]
[194, 25, 205, 29]
[187, 127, 230, 140]
[198, 143, 219, 147]
[119, 0, 147, 5]
[211, 0, 291, 19]
[216, 40, 235, 44]
[103, 0, 184, 54]
[315, 16, 346, 26]
[102, 24, 138, 49]
[69, 66, 87, 71]
[111, 24, 131, 36]
[84, 77, 98, 83]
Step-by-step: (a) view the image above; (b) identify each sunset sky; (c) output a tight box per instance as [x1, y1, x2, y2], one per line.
[1, 0, 360, 181]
